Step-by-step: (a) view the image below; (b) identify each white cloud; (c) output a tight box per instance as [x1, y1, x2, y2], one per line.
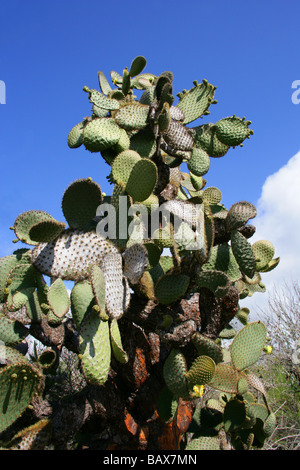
[240, 151, 300, 317]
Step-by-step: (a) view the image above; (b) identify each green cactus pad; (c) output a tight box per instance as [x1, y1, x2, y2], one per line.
[209, 363, 241, 393]
[82, 117, 121, 152]
[236, 307, 250, 325]
[193, 123, 230, 158]
[5, 264, 38, 312]
[192, 332, 223, 364]
[252, 240, 275, 272]
[215, 116, 253, 147]
[202, 244, 242, 283]
[230, 321, 267, 371]
[27, 284, 45, 323]
[185, 355, 216, 386]
[90, 264, 106, 316]
[158, 102, 171, 133]
[163, 348, 190, 400]
[129, 126, 156, 158]
[70, 280, 95, 330]
[128, 55, 147, 77]
[185, 436, 220, 450]
[176, 79, 216, 125]
[0, 252, 31, 302]
[6, 288, 35, 313]
[197, 270, 231, 298]
[13, 210, 54, 245]
[125, 158, 158, 202]
[84, 88, 120, 111]
[202, 187, 222, 205]
[0, 315, 29, 345]
[231, 230, 256, 278]
[226, 201, 257, 232]
[155, 273, 190, 305]
[67, 120, 86, 148]
[47, 278, 70, 319]
[79, 311, 111, 386]
[98, 71, 112, 95]
[187, 147, 210, 177]
[29, 219, 66, 243]
[112, 128, 130, 154]
[263, 412, 276, 437]
[114, 103, 150, 131]
[224, 398, 247, 432]
[110, 319, 128, 364]
[111, 150, 141, 185]
[62, 178, 102, 229]
[0, 363, 43, 434]
[156, 386, 178, 423]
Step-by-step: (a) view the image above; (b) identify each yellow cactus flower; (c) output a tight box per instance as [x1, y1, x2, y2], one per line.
[193, 384, 205, 397]
[264, 345, 273, 354]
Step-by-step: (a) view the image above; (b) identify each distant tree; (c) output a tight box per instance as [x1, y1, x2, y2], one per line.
[257, 281, 300, 450]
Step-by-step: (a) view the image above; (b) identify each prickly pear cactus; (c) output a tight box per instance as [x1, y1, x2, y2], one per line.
[0, 56, 279, 450]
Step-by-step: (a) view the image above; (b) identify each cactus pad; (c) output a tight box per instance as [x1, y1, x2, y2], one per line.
[70, 280, 95, 330]
[155, 274, 190, 305]
[114, 103, 150, 131]
[230, 321, 267, 371]
[163, 349, 190, 400]
[79, 311, 111, 385]
[67, 120, 86, 148]
[185, 355, 216, 386]
[215, 116, 253, 147]
[110, 319, 128, 364]
[47, 278, 70, 319]
[13, 211, 54, 245]
[0, 363, 43, 433]
[176, 80, 216, 124]
[82, 117, 121, 152]
[61, 178, 102, 229]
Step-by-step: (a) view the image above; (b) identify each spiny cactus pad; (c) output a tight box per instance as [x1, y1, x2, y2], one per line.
[176, 79, 216, 125]
[70, 280, 95, 330]
[0, 363, 43, 433]
[47, 278, 70, 319]
[82, 117, 121, 152]
[79, 311, 111, 385]
[230, 321, 267, 371]
[13, 211, 55, 245]
[61, 178, 102, 229]
[215, 116, 253, 147]
[163, 349, 190, 400]
[155, 273, 190, 305]
[185, 355, 216, 386]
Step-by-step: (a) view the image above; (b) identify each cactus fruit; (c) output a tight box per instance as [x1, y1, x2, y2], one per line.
[0, 56, 280, 450]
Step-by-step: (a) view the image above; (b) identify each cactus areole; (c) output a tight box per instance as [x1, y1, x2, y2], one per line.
[0, 56, 279, 451]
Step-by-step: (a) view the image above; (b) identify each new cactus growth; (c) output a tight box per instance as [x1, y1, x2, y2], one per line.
[0, 56, 279, 450]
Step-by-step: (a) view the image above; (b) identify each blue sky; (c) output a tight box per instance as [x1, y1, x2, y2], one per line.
[1, 0, 300, 315]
